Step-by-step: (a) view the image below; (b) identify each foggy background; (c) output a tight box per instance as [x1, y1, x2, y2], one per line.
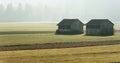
[0, 0, 120, 23]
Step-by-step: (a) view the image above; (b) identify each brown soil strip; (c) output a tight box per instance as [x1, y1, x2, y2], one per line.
[0, 40, 120, 51]
[0, 31, 55, 34]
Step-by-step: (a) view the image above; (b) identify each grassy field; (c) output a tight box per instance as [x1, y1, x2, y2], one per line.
[0, 23, 120, 63]
[0, 45, 120, 63]
[0, 22, 119, 46]
[0, 22, 57, 31]
[0, 32, 120, 46]
[0, 22, 119, 31]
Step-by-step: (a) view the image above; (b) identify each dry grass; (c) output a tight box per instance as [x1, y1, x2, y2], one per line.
[0, 23, 119, 63]
[0, 23, 57, 31]
[0, 45, 120, 63]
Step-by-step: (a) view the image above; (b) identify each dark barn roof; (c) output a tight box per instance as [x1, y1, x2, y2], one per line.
[86, 19, 114, 25]
[58, 19, 84, 26]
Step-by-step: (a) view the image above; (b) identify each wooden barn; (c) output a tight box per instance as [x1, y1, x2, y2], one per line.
[56, 19, 84, 34]
[86, 19, 114, 36]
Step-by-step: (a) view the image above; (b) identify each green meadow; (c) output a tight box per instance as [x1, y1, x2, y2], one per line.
[0, 32, 120, 46]
[0, 23, 119, 46]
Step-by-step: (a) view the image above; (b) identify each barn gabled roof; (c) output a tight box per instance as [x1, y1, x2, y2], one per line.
[86, 19, 114, 25]
[57, 19, 84, 26]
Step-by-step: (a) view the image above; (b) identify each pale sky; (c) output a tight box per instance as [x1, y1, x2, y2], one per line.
[0, 0, 120, 23]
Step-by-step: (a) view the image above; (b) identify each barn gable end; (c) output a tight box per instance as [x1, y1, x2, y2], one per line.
[86, 19, 114, 36]
[56, 19, 84, 34]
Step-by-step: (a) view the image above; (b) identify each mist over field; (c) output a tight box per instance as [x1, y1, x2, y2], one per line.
[0, 0, 120, 24]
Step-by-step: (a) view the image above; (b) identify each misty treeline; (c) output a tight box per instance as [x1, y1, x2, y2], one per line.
[0, 4, 33, 22]
[0, 3, 62, 22]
